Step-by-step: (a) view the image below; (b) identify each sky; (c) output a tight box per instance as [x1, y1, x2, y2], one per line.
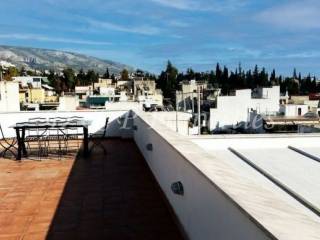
[0, 0, 319, 76]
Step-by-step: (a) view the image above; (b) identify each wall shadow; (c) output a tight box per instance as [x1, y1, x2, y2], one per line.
[45, 125, 183, 239]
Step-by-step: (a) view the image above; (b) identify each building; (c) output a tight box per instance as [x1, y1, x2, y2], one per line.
[134, 79, 163, 107]
[279, 104, 309, 117]
[12, 76, 49, 88]
[176, 80, 218, 113]
[0, 81, 20, 112]
[13, 76, 58, 110]
[209, 86, 280, 132]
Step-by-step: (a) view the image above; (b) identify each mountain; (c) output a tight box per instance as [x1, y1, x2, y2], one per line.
[0, 45, 134, 74]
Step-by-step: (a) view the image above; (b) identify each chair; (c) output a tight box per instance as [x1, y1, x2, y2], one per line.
[65, 116, 84, 151]
[89, 117, 109, 155]
[0, 124, 17, 159]
[46, 117, 68, 159]
[25, 118, 48, 160]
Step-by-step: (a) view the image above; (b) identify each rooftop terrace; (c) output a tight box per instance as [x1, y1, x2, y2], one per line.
[0, 139, 183, 240]
[1, 108, 320, 240]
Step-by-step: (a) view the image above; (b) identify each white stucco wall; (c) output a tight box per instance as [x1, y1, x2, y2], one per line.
[145, 112, 192, 136]
[58, 96, 80, 111]
[0, 81, 20, 112]
[132, 110, 272, 240]
[210, 86, 280, 131]
[280, 104, 309, 117]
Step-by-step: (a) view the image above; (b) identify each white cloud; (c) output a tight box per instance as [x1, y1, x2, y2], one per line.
[0, 33, 111, 45]
[149, 0, 198, 10]
[149, 0, 248, 11]
[257, 1, 320, 30]
[86, 19, 161, 35]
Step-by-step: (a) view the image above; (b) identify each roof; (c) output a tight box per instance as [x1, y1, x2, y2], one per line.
[184, 133, 320, 240]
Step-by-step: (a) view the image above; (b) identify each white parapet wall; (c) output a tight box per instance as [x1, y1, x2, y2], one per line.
[132, 110, 273, 240]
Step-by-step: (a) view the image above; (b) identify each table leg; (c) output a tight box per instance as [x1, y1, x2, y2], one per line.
[15, 128, 22, 160]
[22, 128, 27, 157]
[83, 126, 89, 157]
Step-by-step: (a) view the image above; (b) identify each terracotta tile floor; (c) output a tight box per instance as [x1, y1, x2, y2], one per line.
[0, 139, 183, 240]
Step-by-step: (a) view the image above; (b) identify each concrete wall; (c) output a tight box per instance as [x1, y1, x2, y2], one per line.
[132, 110, 272, 240]
[58, 96, 80, 111]
[0, 110, 130, 138]
[145, 112, 192, 136]
[0, 81, 20, 112]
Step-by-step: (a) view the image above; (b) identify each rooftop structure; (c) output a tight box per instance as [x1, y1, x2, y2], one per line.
[0, 108, 319, 240]
[12, 76, 49, 88]
[210, 86, 280, 132]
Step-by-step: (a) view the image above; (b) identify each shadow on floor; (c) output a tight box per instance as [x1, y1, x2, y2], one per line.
[46, 138, 183, 240]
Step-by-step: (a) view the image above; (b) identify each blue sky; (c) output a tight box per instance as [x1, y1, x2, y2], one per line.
[0, 0, 319, 76]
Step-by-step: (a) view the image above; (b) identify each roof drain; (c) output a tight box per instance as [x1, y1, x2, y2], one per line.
[228, 147, 320, 217]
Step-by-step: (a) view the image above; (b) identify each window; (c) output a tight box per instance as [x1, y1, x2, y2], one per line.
[298, 108, 302, 116]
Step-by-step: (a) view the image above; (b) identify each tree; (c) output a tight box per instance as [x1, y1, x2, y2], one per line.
[293, 68, 298, 79]
[48, 70, 59, 87]
[86, 70, 99, 85]
[121, 69, 129, 80]
[62, 68, 76, 90]
[156, 61, 178, 100]
[253, 65, 259, 87]
[4, 66, 19, 80]
[186, 68, 195, 81]
[103, 68, 110, 79]
[77, 69, 86, 86]
[215, 63, 222, 84]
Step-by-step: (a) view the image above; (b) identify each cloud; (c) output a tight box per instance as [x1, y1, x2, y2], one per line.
[149, 0, 248, 12]
[0, 33, 111, 45]
[86, 19, 161, 36]
[257, 1, 320, 30]
[149, 0, 198, 10]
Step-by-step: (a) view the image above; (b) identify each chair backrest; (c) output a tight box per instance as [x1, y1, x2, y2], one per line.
[49, 117, 68, 124]
[103, 117, 109, 136]
[29, 117, 47, 123]
[0, 124, 5, 140]
[68, 116, 84, 124]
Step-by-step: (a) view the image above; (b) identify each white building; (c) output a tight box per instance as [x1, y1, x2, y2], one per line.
[75, 86, 93, 101]
[210, 86, 280, 131]
[279, 104, 309, 117]
[12, 76, 49, 88]
[0, 81, 20, 112]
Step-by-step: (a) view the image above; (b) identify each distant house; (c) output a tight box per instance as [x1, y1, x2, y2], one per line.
[12, 76, 49, 88]
[209, 86, 280, 132]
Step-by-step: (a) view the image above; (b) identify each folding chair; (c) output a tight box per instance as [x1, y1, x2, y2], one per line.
[0, 124, 17, 159]
[25, 117, 48, 160]
[89, 117, 109, 155]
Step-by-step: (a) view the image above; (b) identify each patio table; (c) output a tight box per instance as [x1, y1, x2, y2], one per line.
[11, 120, 92, 160]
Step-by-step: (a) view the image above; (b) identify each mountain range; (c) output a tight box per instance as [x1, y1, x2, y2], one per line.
[0, 45, 134, 74]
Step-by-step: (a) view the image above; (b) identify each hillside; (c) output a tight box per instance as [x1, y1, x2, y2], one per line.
[0, 45, 134, 74]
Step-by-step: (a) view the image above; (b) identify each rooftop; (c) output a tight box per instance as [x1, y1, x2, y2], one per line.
[1, 109, 320, 240]
[0, 139, 183, 240]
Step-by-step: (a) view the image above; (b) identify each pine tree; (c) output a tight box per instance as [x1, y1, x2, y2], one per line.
[103, 68, 110, 79]
[121, 69, 129, 80]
